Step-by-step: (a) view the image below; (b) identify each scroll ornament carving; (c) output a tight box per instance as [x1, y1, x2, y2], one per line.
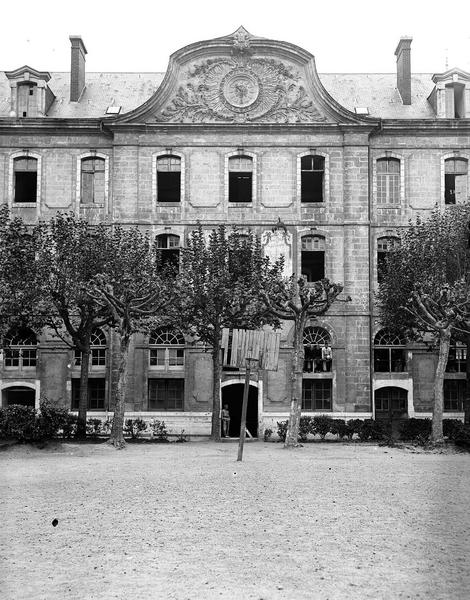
[157, 57, 326, 124]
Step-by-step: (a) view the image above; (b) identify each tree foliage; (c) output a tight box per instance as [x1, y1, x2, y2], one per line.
[263, 277, 346, 448]
[377, 206, 470, 440]
[180, 225, 285, 440]
[89, 226, 176, 448]
[33, 213, 113, 438]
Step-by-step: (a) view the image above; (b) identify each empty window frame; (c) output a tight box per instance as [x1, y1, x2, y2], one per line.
[301, 236, 325, 282]
[445, 83, 466, 119]
[373, 329, 407, 373]
[228, 156, 253, 203]
[81, 157, 105, 204]
[156, 234, 180, 269]
[3, 327, 37, 368]
[71, 378, 106, 410]
[301, 379, 332, 411]
[444, 380, 465, 411]
[157, 155, 181, 202]
[446, 338, 467, 373]
[17, 83, 37, 117]
[301, 155, 325, 203]
[14, 157, 37, 203]
[445, 158, 468, 205]
[375, 386, 407, 414]
[148, 378, 184, 411]
[377, 158, 400, 204]
[377, 237, 399, 284]
[149, 328, 185, 370]
[74, 329, 107, 367]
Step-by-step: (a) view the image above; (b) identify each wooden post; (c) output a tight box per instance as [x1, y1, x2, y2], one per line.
[237, 358, 253, 462]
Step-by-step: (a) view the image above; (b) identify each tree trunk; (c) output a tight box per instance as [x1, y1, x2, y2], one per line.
[75, 348, 90, 439]
[465, 333, 470, 424]
[432, 327, 451, 443]
[285, 318, 305, 448]
[109, 332, 130, 449]
[211, 339, 222, 441]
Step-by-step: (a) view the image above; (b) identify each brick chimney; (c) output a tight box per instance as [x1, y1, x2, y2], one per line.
[69, 36, 87, 102]
[395, 37, 412, 105]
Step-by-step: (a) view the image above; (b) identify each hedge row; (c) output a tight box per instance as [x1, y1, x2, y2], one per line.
[275, 416, 470, 443]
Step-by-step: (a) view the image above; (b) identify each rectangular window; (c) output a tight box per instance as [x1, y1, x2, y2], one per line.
[302, 379, 332, 411]
[377, 158, 400, 204]
[71, 378, 106, 410]
[14, 158, 37, 203]
[148, 378, 184, 411]
[81, 158, 105, 204]
[4, 349, 37, 368]
[444, 380, 465, 411]
[74, 349, 106, 367]
[445, 158, 468, 205]
[229, 156, 253, 203]
[157, 156, 181, 202]
[301, 155, 324, 203]
[301, 236, 325, 282]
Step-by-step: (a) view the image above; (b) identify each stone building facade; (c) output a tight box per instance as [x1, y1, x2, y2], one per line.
[0, 28, 469, 436]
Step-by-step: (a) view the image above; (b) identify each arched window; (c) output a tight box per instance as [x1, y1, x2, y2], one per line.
[377, 158, 400, 204]
[377, 237, 399, 283]
[74, 328, 107, 367]
[374, 329, 407, 373]
[81, 157, 105, 204]
[14, 157, 37, 203]
[446, 337, 466, 373]
[301, 235, 325, 282]
[303, 326, 332, 373]
[149, 328, 185, 370]
[445, 157, 468, 204]
[301, 155, 324, 203]
[156, 234, 180, 269]
[157, 155, 181, 202]
[375, 387, 408, 418]
[229, 155, 253, 203]
[3, 327, 37, 368]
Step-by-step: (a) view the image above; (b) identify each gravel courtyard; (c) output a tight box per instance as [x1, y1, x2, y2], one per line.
[1, 441, 469, 600]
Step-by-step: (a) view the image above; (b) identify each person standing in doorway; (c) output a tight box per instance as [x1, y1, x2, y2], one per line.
[222, 404, 230, 437]
[321, 341, 332, 372]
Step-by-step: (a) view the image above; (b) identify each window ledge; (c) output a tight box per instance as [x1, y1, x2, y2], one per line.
[81, 203, 104, 208]
[156, 202, 182, 207]
[301, 202, 325, 206]
[303, 372, 333, 378]
[228, 202, 253, 207]
[12, 202, 37, 208]
[376, 203, 401, 208]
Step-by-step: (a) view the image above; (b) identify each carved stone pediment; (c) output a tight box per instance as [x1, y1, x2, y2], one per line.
[117, 27, 368, 125]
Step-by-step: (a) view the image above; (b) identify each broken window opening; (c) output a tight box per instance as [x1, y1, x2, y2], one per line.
[301, 155, 324, 203]
[14, 157, 37, 203]
[157, 155, 181, 202]
[301, 235, 325, 282]
[229, 156, 253, 203]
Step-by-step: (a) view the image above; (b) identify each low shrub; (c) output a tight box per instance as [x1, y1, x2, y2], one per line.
[174, 429, 188, 443]
[299, 416, 313, 441]
[263, 428, 273, 442]
[312, 415, 333, 439]
[0, 408, 7, 438]
[330, 419, 348, 439]
[2, 404, 39, 441]
[101, 418, 113, 435]
[61, 413, 78, 439]
[347, 419, 364, 439]
[124, 418, 147, 439]
[276, 420, 288, 442]
[357, 419, 391, 441]
[86, 418, 102, 438]
[150, 419, 169, 442]
[38, 399, 70, 439]
[443, 419, 465, 440]
[399, 418, 432, 441]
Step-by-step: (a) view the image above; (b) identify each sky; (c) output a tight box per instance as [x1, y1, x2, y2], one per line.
[1, 0, 470, 74]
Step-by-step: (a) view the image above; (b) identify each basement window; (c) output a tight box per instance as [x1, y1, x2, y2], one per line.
[301, 155, 324, 203]
[13, 157, 37, 203]
[157, 155, 181, 202]
[445, 158, 468, 204]
[301, 235, 325, 282]
[229, 156, 253, 203]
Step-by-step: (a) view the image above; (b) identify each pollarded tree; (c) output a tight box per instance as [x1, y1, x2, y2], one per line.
[262, 277, 346, 448]
[88, 226, 176, 448]
[377, 206, 470, 441]
[180, 226, 285, 441]
[33, 213, 113, 438]
[0, 206, 44, 338]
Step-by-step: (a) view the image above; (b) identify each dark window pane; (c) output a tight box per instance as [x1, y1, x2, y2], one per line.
[71, 379, 106, 410]
[302, 380, 332, 411]
[445, 174, 456, 204]
[157, 172, 181, 202]
[14, 172, 37, 202]
[374, 348, 390, 372]
[301, 251, 325, 281]
[229, 172, 252, 202]
[148, 379, 184, 411]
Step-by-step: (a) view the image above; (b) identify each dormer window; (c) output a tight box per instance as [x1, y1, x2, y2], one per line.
[446, 83, 466, 119]
[429, 69, 470, 118]
[17, 83, 37, 117]
[5, 66, 55, 118]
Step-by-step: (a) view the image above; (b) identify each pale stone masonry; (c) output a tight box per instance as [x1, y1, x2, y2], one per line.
[0, 27, 469, 436]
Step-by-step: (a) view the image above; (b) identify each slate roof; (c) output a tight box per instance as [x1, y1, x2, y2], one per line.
[0, 70, 436, 120]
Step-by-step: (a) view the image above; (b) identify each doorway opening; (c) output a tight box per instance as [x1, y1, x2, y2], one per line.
[221, 383, 258, 438]
[375, 386, 408, 438]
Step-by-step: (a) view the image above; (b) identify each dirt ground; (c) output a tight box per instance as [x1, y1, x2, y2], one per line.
[1, 440, 469, 600]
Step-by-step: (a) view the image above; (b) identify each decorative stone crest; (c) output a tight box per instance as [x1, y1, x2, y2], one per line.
[157, 54, 326, 124]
